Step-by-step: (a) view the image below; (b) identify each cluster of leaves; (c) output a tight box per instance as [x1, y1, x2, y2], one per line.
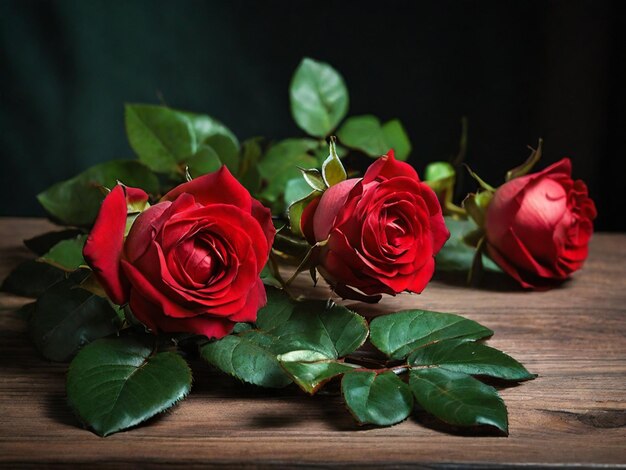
[35, 57, 411, 228]
[203, 288, 534, 433]
[1, 230, 122, 362]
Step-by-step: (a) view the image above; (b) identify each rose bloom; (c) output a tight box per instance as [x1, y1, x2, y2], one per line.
[301, 150, 449, 301]
[485, 158, 596, 288]
[83, 167, 275, 338]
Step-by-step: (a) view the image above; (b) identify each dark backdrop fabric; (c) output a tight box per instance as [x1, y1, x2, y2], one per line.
[1, 0, 624, 230]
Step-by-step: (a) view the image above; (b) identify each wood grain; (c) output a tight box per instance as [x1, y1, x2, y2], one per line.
[0, 218, 624, 468]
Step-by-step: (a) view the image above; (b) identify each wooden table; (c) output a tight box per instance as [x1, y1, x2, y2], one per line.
[0, 218, 624, 468]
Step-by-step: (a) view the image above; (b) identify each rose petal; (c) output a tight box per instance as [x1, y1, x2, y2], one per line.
[313, 178, 360, 242]
[83, 185, 129, 305]
[124, 200, 174, 263]
[161, 166, 252, 214]
[300, 195, 321, 245]
[129, 290, 233, 339]
[226, 278, 266, 323]
[251, 198, 276, 258]
[362, 150, 419, 184]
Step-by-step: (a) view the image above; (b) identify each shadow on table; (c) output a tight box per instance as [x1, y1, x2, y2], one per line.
[44, 393, 81, 429]
[432, 269, 571, 292]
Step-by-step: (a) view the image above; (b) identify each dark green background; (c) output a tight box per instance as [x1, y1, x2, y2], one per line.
[1, 0, 624, 230]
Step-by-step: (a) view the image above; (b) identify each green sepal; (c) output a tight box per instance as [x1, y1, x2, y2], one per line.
[464, 164, 496, 192]
[436, 217, 501, 273]
[299, 168, 327, 192]
[321, 137, 347, 187]
[506, 139, 543, 181]
[463, 190, 494, 228]
[288, 191, 322, 238]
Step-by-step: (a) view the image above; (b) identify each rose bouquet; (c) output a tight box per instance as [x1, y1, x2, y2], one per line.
[2, 58, 595, 437]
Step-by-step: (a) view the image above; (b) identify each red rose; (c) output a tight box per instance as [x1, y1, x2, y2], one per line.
[301, 150, 449, 301]
[485, 158, 596, 288]
[83, 167, 275, 338]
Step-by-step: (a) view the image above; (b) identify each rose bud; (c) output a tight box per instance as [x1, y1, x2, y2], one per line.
[83, 167, 275, 339]
[301, 150, 450, 302]
[485, 158, 596, 288]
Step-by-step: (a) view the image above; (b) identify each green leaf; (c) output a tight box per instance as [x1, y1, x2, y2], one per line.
[181, 110, 239, 150]
[409, 368, 508, 433]
[125, 105, 239, 176]
[256, 288, 369, 359]
[381, 119, 412, 161]
[39, 235, 87, 271]
[179, 111, 240, 174]
[436, 217, 501, 272]
[408, 339, 535, 381]
[37, 160, 160, 226]
[202, 288, 369, 388]
[238, 138, 263, 193]
[29, 273, 121, 362]
[284, 177, 314, 208]
[280, 359, 355, 394]
[258, 139, 318, 203]
[260, 264, 282, 288]
[369, 309, 493, 360]
[1, 260, 65, 297]
[255, 287, 295, 330]
[342, 371, 414, 426]
[201, 332, 292, 388]
[424, 162, 456, 206]
[337, 115, 411, 160]
[125, 104, 196, 173]
[425, 161, 456, 182]
[203, 134, 239, 174]
[322, 137, 347, 187]
[24, 229, 84, 256]
[290, 57, 349, 137]
[67, 336, 192, 436]
[184, 145, 222, 178]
